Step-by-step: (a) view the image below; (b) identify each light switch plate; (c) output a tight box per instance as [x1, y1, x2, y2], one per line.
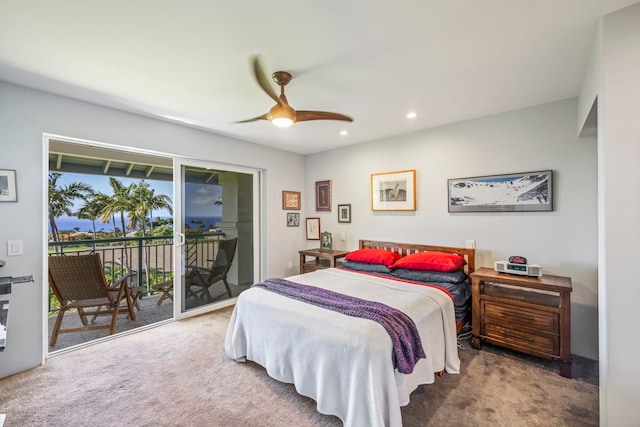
[8, 240, 23, 256]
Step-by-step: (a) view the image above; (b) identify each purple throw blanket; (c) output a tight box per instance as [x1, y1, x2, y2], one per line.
[252, 277, 426, 374]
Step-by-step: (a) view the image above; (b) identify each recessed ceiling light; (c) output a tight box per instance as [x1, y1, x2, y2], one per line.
[340, 130, 348, 136]
[406, 112, 417, 119]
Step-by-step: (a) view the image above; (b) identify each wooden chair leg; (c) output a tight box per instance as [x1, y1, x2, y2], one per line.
[222, 277, 232, 298]
[129, 286, 145, 310]
[49, 310, 65, 346]
[122, 287, 136, 321]
[109, 301, 120, 335]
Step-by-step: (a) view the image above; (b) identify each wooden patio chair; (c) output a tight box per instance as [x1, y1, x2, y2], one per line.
[48, 253, 135, 346]
[186, 238, 238, 302]
[151, 280, 174, 306]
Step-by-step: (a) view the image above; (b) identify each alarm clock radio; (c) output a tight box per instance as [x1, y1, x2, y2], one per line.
[494, 260, 543, 277]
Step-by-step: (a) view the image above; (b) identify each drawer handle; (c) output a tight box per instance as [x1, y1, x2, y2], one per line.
[499, 330, 534, 342]
[500, 311, 535, 322]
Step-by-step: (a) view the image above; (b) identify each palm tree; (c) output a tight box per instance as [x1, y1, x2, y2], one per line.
[76, 193, 109, 250]
[130, 181, 173, 237]
[48, 172, 93, 242]
[129, 180, 173, 289]
[99, 178, 133, 240]
[99, 178, 134, 270]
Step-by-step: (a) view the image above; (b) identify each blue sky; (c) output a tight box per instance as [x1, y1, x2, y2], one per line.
[55, 172, 223, 218]
[56, 172, 174, 217]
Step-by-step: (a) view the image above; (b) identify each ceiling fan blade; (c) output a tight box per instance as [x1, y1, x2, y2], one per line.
[234, 113, 269, 123]
[295, 111, 354, 123]
[252, 56, 282, 106]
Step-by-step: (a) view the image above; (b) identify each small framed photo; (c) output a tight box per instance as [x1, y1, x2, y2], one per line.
[282, 190, 301, 210]
[286, 213, 300, 227]
[320, 231, 333, 251]
[306, 217, 320, 240]
[338, 204, 351, 223]
[315, 180, 331, 211]
[371, 169, 416, 211]
[0, 169, 17, 202]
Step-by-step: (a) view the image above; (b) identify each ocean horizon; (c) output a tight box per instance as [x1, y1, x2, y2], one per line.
[51, 215, 222, 233]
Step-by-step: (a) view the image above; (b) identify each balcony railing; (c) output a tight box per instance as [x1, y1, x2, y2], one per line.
[47, 232, 225, 312]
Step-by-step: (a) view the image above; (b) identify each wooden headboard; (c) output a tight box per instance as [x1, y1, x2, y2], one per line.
[359, 239, 475, 275]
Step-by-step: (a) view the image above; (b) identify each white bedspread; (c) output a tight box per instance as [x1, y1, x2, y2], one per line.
[224, 268, 459, 427]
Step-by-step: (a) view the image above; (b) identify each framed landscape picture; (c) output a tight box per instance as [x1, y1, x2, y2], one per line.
[371, 170, 416, 211]
[448, 170, 553, 212]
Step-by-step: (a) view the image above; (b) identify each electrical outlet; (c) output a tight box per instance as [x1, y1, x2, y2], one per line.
[287, 261, 293, 270]
[340, 232, 346, 241]
[466, 239, 476, 249]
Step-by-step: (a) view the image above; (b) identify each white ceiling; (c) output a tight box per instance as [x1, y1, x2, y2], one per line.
[0, 1, 635, 155]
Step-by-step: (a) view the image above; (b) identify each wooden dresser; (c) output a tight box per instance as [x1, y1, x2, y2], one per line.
[470, 267, 572, 378]
[299, 248, 349, 274]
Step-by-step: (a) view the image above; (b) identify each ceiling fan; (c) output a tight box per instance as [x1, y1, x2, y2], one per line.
[236, 56, 353, 128]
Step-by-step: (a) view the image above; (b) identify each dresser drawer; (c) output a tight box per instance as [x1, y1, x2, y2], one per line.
[483, 301, 558, 333]
[484, 323, 559, 354]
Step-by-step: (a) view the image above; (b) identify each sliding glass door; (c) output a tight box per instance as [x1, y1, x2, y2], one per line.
[173, 159, 260, 318]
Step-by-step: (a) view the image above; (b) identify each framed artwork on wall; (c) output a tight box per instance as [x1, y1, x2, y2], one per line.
[337, 204, 351, 223]
[315, 180, 331, 211]
[287, 213, 300, 227]
[306, 217, 320, 240]
[0, 169, 17, 202]
[371, 170, 416, 211]
[448, 170, 553, 212]
[282, 190, 301, 210]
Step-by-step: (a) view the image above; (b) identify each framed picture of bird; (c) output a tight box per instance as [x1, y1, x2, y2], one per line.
[371, 170, 416, 211]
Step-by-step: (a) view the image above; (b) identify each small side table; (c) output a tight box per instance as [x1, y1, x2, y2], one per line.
[470, 267, 572, 378]
[299, 248, 349, 274]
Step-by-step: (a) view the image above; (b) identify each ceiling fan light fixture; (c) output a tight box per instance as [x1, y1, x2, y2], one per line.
[272, 117, 294, 128]
[268, 103, 296, 128]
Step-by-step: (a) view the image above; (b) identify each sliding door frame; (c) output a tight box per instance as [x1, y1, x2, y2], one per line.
[173, 157, 261, 320]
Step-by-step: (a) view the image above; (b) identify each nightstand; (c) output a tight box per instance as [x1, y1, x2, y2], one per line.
[299, 248, 349, 274]
[470, 267, 572, 378]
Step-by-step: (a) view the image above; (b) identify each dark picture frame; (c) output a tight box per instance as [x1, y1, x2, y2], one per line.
[0, 169, 17, 202]
[315, 180, 331, 211]
[282, 190, 301, 210]
[286, 212, 300, 227]
[448, 170, 553, 212]
[371, 170, 416, 211]
[320, 231, 333, 251]
[338, 204, 351, 223]
[306, 217, 320, 240]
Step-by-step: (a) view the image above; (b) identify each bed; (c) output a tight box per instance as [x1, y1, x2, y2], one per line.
[224, 240, 475, 427]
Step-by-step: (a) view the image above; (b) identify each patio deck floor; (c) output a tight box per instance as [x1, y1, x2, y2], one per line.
[47, 293, 174, 352]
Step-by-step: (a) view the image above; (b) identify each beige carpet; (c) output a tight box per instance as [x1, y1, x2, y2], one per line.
[0, 306, 598, 427]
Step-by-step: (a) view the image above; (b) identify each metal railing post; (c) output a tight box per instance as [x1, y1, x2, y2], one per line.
[137, 238, 144, 289]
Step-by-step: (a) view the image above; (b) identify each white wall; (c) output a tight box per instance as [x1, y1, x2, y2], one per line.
[598, 3, 640, 425]
[305, 99, 599, 359]
[0, 81, 306, 378]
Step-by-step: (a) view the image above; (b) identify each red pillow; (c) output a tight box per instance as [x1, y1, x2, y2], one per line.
[391, 251, 466, 272]
[344, 248, 401, 267]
